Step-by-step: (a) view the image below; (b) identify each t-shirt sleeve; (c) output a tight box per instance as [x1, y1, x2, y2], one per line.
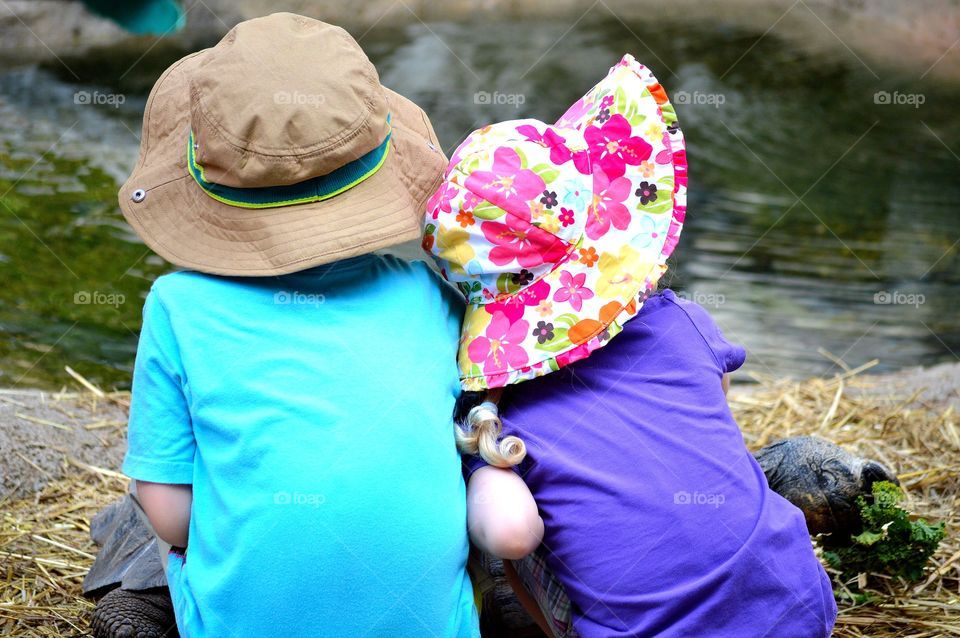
[122, 287, 196, 484]
[672, 294, 747, 374]
[462, 453, 490, 482]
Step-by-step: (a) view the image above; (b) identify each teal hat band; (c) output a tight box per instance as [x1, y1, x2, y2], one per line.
[187, 116, 392, 209]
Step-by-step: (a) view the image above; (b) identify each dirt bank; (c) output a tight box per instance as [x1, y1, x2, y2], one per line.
[2, 361, 959, 502]
[0, 390, 127, 501]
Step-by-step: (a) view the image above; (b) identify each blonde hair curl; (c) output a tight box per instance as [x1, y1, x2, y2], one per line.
[455, 401, 526, 468]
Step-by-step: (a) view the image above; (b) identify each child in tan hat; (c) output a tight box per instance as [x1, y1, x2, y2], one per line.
[93, 13, 479, 638]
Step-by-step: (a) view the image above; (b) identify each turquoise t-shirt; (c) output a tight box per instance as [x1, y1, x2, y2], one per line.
[122, 254, 479, 638]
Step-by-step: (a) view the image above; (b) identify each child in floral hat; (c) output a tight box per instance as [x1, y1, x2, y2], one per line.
[423, 55, 837, 637]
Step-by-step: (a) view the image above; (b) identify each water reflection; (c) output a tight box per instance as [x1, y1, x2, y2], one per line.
[0, 14, 957, 388]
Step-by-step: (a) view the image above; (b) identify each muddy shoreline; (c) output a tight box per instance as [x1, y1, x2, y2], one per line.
[2, 361, 958, 502]
[1, 0, 958, 83]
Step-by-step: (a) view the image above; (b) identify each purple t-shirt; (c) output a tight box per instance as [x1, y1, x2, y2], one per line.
[467, 290, 836, 637]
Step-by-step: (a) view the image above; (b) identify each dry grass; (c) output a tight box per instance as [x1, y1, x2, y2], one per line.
[0, 390, 130, 637]
[1, 366, 958, 637]
[731, 361, 960, 637]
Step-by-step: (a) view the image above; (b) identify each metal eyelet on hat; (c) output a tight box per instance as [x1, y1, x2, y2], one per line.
[131, 189, 147, 203]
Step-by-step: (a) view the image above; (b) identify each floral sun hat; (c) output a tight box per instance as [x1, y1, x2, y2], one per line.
[423, 55, 687, 390]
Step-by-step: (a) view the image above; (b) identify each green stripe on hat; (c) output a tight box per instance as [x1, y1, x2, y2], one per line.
[187, 116, 392, 209]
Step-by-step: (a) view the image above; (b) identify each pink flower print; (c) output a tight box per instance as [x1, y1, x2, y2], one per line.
[556, 95, 593, 128]
[558, 207, 575, 227]
[467, 311, 529, 375]
[465, 147, 545, 218]
[661, 207, 685, 257]
[674, 148, 688, 188]
[426, 182, 457, 219]
[572, 114, 652, 178]
[553, 270, 594, 311]
[481, 215, 569, 269]
[656, 134, 688, 187]
[585, 170, 632, 240]
[656, 132, 674, 163]
[486, 279, 550, 322]
[447, 135, 474, 176]
[516, 124, 572, 165]
[463, 191, 483, 212]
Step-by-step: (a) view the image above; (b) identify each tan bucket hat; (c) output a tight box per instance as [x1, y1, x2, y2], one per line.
[119, 12, 446, 276]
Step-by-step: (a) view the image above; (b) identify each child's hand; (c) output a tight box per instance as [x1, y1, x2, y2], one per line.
[467, 466, 544, 560]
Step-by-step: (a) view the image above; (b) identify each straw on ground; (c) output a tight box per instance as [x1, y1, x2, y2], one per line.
[1, 366, 958, 636]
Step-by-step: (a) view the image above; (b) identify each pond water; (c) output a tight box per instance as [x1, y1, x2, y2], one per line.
[0, 14, 958, 389]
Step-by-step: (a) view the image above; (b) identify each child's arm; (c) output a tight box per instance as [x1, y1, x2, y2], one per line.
[467, 465, 544, 560]
[137, 480, 192, 548]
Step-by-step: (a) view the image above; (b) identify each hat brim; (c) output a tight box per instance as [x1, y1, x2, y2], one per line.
[449, 55, 688, 391]
[459, 256, 667, 392]
[120, 52, 446, 277]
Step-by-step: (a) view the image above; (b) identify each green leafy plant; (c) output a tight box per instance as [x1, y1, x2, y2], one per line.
[820, 481, 945, 582]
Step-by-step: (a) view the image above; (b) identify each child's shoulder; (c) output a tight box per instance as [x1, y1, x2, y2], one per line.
[148, 270, 229, 300]
[647, 289, 745, 373]
[373, 253, 438, 281]
[376, 254, 464, 299]
[648, 289, 714, 326]
[632, 289, 714, 343]
[145, 271, 260, 318]
[640, 288, 713, 328]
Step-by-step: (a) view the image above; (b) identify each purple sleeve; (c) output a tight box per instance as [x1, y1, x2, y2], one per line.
[462, 449, 526, 482]
[462, 454, 489, 482]
[668, 292, 746, 374]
